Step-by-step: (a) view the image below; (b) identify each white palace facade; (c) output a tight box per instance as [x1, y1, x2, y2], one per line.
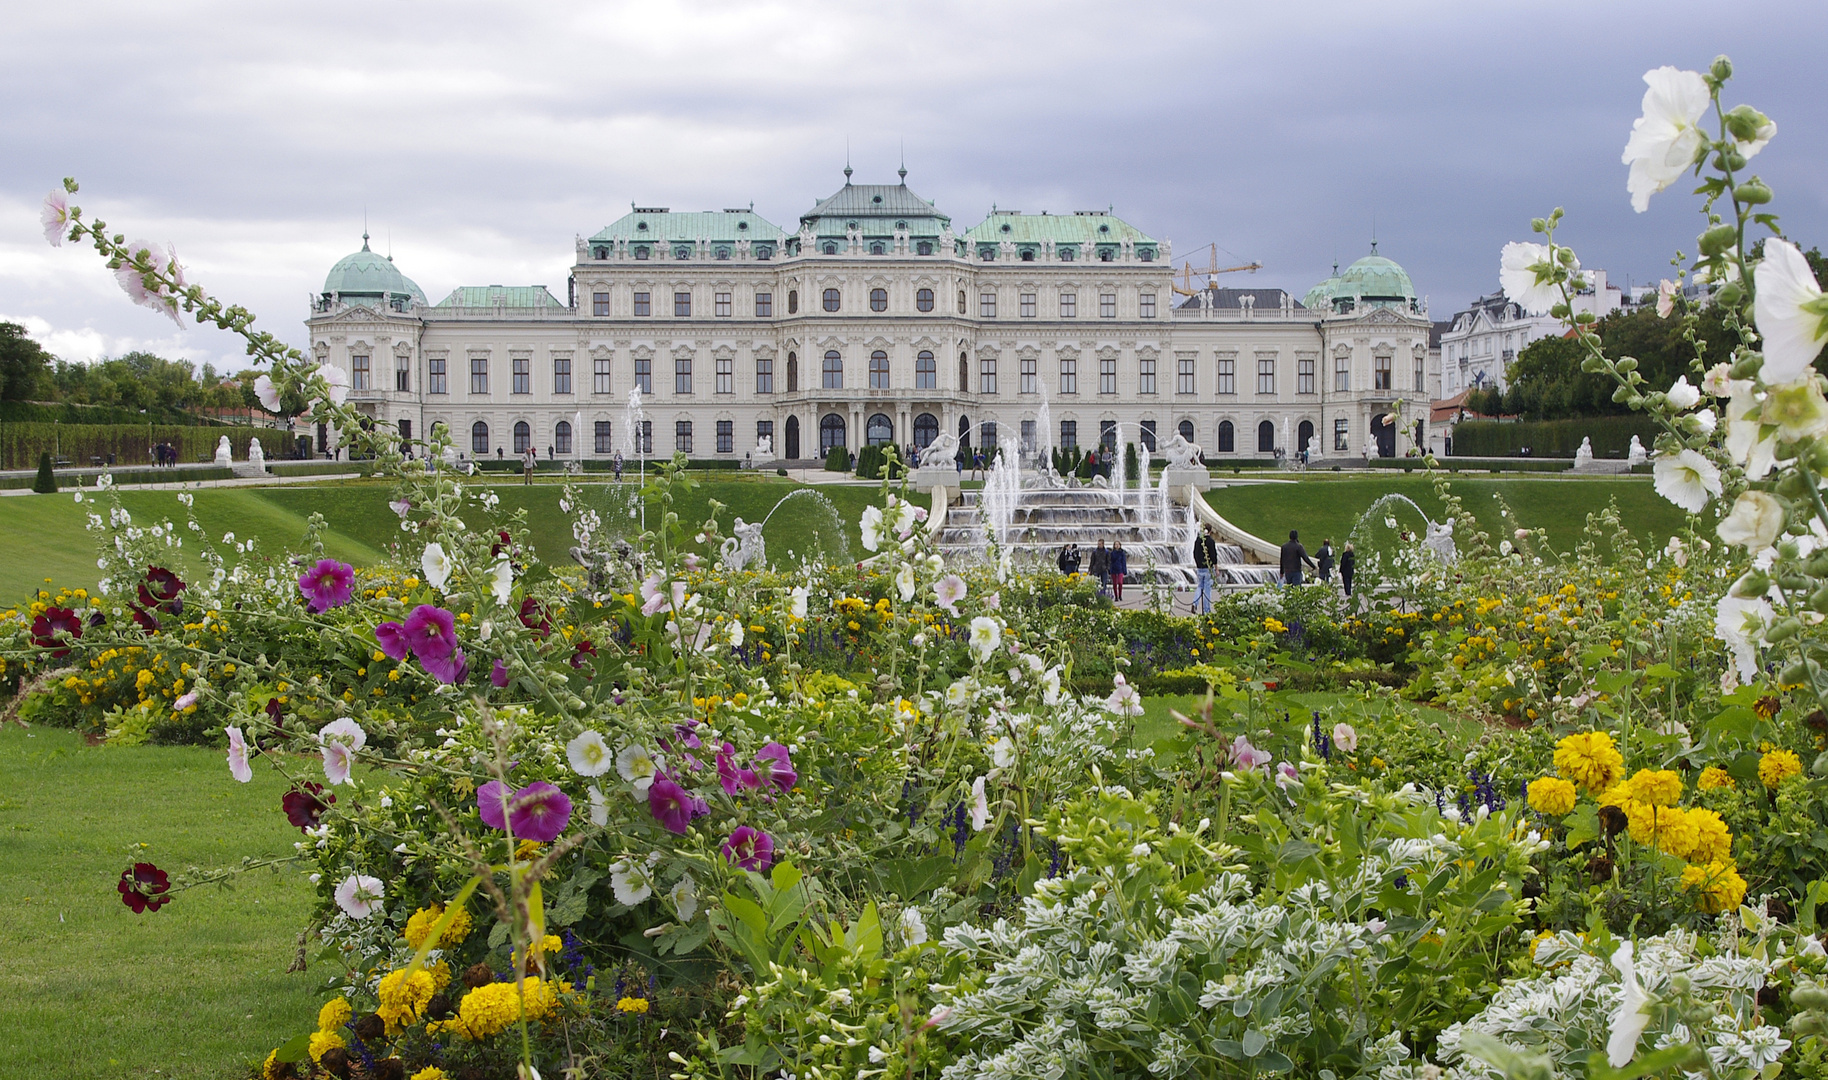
[305, 171, 1439, 466]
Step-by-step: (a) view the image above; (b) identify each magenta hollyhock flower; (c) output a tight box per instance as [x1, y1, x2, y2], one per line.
[752, 742, 797, 793]
[518, 597, 551, 638]
[570, 639, 598, 670]
[118, 862, 172, 913]
[421, 647, 470, 685]
[297, 559, 356, 613]
[508, 782, 572, 842]
[722, 826, 775, 871]
[402, 604, 459, 661]
[282, 782, 334, 831]
[491, 659, 510, 688]
[647, 775, 695, 835]
[717, 742, 760, 796]
[374, 621, 410, 661]
[139, 566, 186, 614]
[29, 606, 83, 658]
[477, 779, 511, 831]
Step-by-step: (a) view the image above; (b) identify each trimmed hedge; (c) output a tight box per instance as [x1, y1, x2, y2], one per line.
[0, 423, 285, 471]
[1370, 457, 1572, 473]
[1449, 416, 1659, 458]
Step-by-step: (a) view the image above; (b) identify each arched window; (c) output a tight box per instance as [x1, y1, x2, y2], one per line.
[1217, 421, 1234, 453]
[471, 421, 489, 455]
[957, 290, 967, 314]
[958, 353, 970, 391]
[1179, 419, 1195, 444]
[1257, 420, 1275, 453]
[916, 241, 933, 255]
[514, 421, 531, 453]
[785, 415, 801, 459]
[819, 413, 847, 455]
[786, 351, 798, 392]
[867, 413, 893, 445]
[869, 350, 890, 389]
[1298, 420, 1314, 455]
[787, 290, 798, 314]
[915, 350, 936, 389]
[554, 421, 572, 455]
[823, 288, 841, 312]
[913, 412, 939, 449]
[916, 287, 934, 312]
[822, 242, 838, 255]
[1060, 246, 1076, 262]
[634, 247, 649, 260]
[957, 414, 972, 451]
[870, 288, 887, 312]
[674, 246, 691, 260]
[822, 350, 843, 389]
[869, 242, 885, 255]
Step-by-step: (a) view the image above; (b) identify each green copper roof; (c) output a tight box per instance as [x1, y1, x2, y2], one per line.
[322, 237, 426, 304]
[1303, 250, 1419, 312]
[799, 172, 951, 235]
[962, 210, 1153, 246]
[434, 286, 565, 310]
[589, 210, 785, 247]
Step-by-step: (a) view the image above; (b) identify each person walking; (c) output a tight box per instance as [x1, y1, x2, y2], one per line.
[1279, 530, 1317, 587]
[522, 447, 536, 486]
[1339, 542, 1357, 598]
[1191, 524, 1218, 614]
[1317, 539, 1335, 584]
[1089, 539, 1111, 596]
[1056, 543, 1082, 576]
[1110, 541, 1129, 602]
[613, 450, 624, 482]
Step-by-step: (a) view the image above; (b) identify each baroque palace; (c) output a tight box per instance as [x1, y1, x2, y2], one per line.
[305, 169, 1437, 465]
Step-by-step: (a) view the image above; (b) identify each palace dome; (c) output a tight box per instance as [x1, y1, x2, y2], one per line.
[322, 235, 426, 305]
[1303, 248, 1418, 313]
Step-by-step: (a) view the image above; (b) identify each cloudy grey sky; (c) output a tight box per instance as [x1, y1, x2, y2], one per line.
[2, 0, 1824, 372]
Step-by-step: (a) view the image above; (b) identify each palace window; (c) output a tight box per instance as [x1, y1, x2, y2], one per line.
[396, 354, 410, 392]
[1060, 246, 1076, 261]
[1100, 420, 1116, 451]
[554, 421, 572, 455]
[1335, 353, 1350, 391]
[870, 288, 887, 312]
[1179, 419, 1195, 444]
[716, 357, 732, 394]
[1257, 420, 1275, 453]
[471, 421, 489, 455]
[553, 356, 572, 394]
[633, 292, 651, 317]
[823, 242, 838, 255]
[787, 289, 798, 314]
[676, 421, 692, 453]
[957, 290, 966, 314]
[592, 291, 610, 317]
[1375, 354, 1392, 391]
[1099, 355, 1116, 395]
[1217, 356, 1235, 395]
[594, 421, 613, 454]
[1140, 420, 1156, 452]
[1138, 355, 1156, 395]
[823, 288, 840, 312]
[714, 291, 731, 317]
[755, 355, 773, 394]
[1100, 292, 1116, 318]
[352, 354, 370, 391]
[757, 420, 772, 450]
[513, 421, 530, 453]
[634, 356, 652, 394]
[980, 355, 997, 394]
[1020, 292, 1036, 317]
[1140, 293, 1156, 318]
[980, 291, 996, 318]
[674, 291, 691, 317]
[916, 350, 936, 389]
[512, 357, 530, 394]
[470, 357, 488, 394]
[1415, 353, 1426, 392]
[1060, 420, 1077, 448]
[1020, 355, 1037, 395]
[914, 413, 938, 448]
[1060, 291, 1076, 317]
[1021, 419, 1035, 450]
[867, 413, 893, 445]
[755, 291, 772, 317]
[916, 287, 934, 312]
[593, 357, 612, 394]
[1059, 355, 1077, 394]
[428, 357, 447, 395]
[1217, 420, 1234, 453]
[1177, 355, 1195, 395]
[916, 241, 933, 255]
[823, 350, 843, 389]
[675, 356, 692, 394]
[869, 350, 890, 389]
[1334, 418, 1350, 451]
[819, 413, 846, 454]
[1298, 356, 1314, 395]
[716, 420, 733, 454]
[635, 421, 652, 454]
[786, 352, 798, 391]
[1257, 356, 1276, 395]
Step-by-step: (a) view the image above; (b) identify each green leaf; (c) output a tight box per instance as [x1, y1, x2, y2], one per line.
[273, 1032, 313, 1064]
[1458, 1031, 1552, 1080]
[722, 893, 767, 938]
[1242, 1029, 1268, 1057]
[1564, 803, 1601, 851]
[771, 860, 803, 893]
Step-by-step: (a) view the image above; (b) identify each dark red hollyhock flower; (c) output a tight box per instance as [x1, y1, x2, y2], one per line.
[569, 639, 598, 670]
[491, 530, 513, 558]
[118, 862, 172, 912]
[518, 597, 551, 638]
[138, 566, 186, 615]
[29, 606, 83, 658]
[128, 605, 162, 634]
[282, 782, 336, 832]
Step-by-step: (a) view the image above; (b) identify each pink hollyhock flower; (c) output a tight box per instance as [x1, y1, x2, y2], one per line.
[297, 559, 356, 613]
[254, 374, 282, 413]
[1276, 761, 1300, 790]
[321, 742, 354, 785]
[420, 647, 469, 685]
[491, 659, 510, 688]
[647, 775, 695, 835]
[717, 742, 760, 795]
[507, 781, 572, 842]
[389, 498, 412, 520]
[402, 604, 458, 660]
[374, 621, 410, 660]
[477, 779, 511, 831]
[225, 725, 252, 783]
[318, 717, 366, 786]
[752, 742, 797, 793]
[114, 239, 184, 326]
[970, 776, 990, 831]
[317, 364, 350, 406]
[1331, 723, 1358, 753]
[334, 873, 384, 919]
[933, 574, 967, 616]
[1229, 735, 1271, 770]
[42, 191, 70, 246]
[173, 691, 198, 711]
[1105, 673, 1144, 717]
[722, 825, 776, 871]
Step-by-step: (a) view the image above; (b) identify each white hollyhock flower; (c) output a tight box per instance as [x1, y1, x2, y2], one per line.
[726, 619, 744, 649]
[610, 853, 661, 906]
[1622, 66, 1710, 213]
[1652, 449, 1721, 513]
[1725, 383, 1777, 480]
[41, 191, 70, 246]
[967, 616, 1002, 662]
[1665, 375, 1701, 410]
[1717, 491, 1785, 550]
[1331, 723, 1358, 753]
[1716, 591, 1774, 681]
[789, 585, 808, 620]
[991, 736, 1016, 769]
[317, 364, 350, 406]
[669, 874, 699, 922]
[488, 558, 513, 605]
[1763, 377, 1828, 442]
[901, 906, 928, 946]
[616, 744, 663, 794]
[1606, 941, 1652, 1065]
[1753, 239, 1828, 384]
[1702, 363, 1734, 396]
[1041, 666, 1063, 706]
[859, 505, 884, 552]
[969, 776, 989, 831]
[588, 784, 609, 826]
[1656, 278, 1680, 318]
[895, 562, 916, 603]
[254, 374, 282, 413]
[335, 873, 385, 919]
[1105, 672, 1144, 717]
[1499, 241, 1572, 316]
[420, 542, 452, 591]
[567, 730, 614, 777]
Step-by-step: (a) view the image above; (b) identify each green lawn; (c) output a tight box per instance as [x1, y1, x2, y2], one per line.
[1205, 473, 1686, 554]
[0, 725, 319, 1079]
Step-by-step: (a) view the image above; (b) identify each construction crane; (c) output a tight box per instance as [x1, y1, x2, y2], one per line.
[1171, 242, 1263, 296]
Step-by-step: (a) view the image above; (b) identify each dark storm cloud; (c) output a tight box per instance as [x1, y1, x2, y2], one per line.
[1, 0, 1822, 367]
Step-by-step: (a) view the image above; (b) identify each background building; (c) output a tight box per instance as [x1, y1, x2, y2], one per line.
[1439, 268, 1626, 396]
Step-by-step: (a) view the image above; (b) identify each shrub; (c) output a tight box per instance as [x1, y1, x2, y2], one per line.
[32, 452, 55, 493]
[823, 445, 852, 472]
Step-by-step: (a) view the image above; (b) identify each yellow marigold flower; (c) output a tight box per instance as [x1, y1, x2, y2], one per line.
[1620, 768, 1683, 808]
[1526, 776, 1577, 816]
[377, 967, 438, 1035]
[616, 996, 650, 1014]
[308, 1029, 345, 1063]
[410, 1069, 449, 1080]
[1760, 749, 1803, 790]
[1688, 808, 1734, 864]
[401, 904, 467, 954]
[317, 996, 353, 1034]
[1650, 806, 1701, 860]
[1697, 766, 1736, 792]
[450, 977, 560, 1040]
[263, 1051, 285, 1080]
[1553, 731, 1623, 794]
[1681, 860, 1749, 914]
[1263, 617, 1287, 634]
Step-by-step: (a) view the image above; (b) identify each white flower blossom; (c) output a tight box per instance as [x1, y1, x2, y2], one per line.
[1500, 241, 1573, 315]
[567, 730, 614, 777]
[334, 873, 385, 919]
[1754, 239, 1828, 384]
[616, 744, 663, 794]
[1622, 66, 1710, 213]
[1652, 449, 1721, 513]
[420, 542, 453, 591]
[1716, 491, 1785, 551]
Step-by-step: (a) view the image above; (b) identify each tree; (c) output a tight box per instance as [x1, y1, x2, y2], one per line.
[32, 452, 56, 494]
[0, 323, 52, 401]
